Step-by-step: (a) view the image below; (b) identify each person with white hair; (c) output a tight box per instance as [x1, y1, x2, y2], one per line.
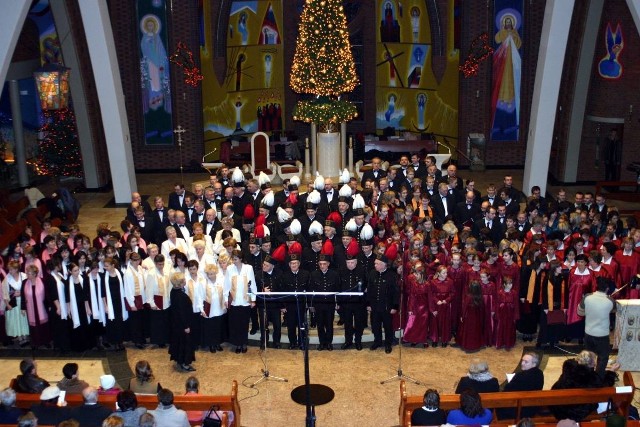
[0, 387, 22, 424]
[454, 359, 499, 394]
[69, 386, 112, 426]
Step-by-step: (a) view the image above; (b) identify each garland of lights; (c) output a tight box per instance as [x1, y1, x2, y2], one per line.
[292, 97, 358, 124]
[459, 33, 494, 78]
[169, 42, 203, 87]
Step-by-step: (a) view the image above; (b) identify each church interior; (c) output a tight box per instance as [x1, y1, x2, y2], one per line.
[1, 0, 640, 425]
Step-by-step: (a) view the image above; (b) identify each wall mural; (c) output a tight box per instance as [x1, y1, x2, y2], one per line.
[137, 0, 173, 145]
[490, 0, 523, 142]
[375, 0, 459, 147]
[201, 1, 284, 159]
[598, 23, 624, 80]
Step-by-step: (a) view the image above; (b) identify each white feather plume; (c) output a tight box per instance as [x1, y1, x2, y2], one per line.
[277, 206, 291, 223]
[290, 175, 301, 187]
[314, 174, 324, 190]
[345, 218, 357, 232]
[262, 191, 274, 207]
[307, 190, 321, 205]
[258, 171, 270, 186]
[232, 167, 244, 183]
[289, 219, 302, 236]
[340, 168, 351, 184]
[352, 194, 365, 209]
[339, 184, 352, 197]
[360, 223, 374, 240]
[308, 220, 323, 236]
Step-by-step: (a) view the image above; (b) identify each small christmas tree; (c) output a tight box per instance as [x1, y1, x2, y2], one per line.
[34, 108, 83, 177]
[290, 0, 359, 126]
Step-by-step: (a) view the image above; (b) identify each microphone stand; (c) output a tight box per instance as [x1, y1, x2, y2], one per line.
[251, 282, 287, 387]
[380, 274, 425, 385]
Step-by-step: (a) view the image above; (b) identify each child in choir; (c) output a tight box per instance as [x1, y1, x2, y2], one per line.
[479, 270, 496, 346]
[494, 276, 518, 350]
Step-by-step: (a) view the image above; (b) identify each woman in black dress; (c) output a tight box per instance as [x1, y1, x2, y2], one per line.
[66, 263, 95, 351]
[168, 272, 196, 372]
[101, 257, 128, 350]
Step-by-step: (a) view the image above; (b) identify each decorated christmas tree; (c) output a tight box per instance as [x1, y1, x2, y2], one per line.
[34, 108, 83, 177]
[290, 0, 359, 127]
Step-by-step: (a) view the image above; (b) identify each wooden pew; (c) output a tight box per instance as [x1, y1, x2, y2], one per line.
[13, 380, 240, 427]
[399, 371, 635, 426]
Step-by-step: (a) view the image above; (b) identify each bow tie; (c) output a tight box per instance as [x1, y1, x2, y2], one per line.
[327, 191, 332, 195]
[157, 209, 164, 212]
[179, 224, 186, 228]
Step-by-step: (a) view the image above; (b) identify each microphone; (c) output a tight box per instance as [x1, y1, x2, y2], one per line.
[436, 140, 452, 154]
[201, 148, 218, 162]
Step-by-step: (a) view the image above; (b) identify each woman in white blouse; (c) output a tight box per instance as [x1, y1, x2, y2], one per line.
[2, 260, 29, 345]
[200, 263, 228, 353]
[227, 250, 256, 354]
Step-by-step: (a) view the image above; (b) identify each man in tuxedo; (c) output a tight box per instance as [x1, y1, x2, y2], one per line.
[168, 183, 190, 211]
[464, 179, 482, 204]
[217, 165, 231, 190]
[320, 178, 339, 214]
[173, 211, 192, 240]
[127, 192, 152, 220]
[430, 182, 456, 228]
[247, 179, 263, 211]
[441, 164, 463, 189]
[527, 185, 547, 214]
[410, 153, 427, 179]
[131, 206, 154, 244]
[203, 208, 222, 239]
[499, 187, 520, 217]
[454, 191, 480, 231]
[183, 194, 196, 220]
[480, 184, 498, 207]
[151, 196, 170, 245]
[502, 174, 523, 203]
[190, 199, 206, 225]
[232, 182, 252, 218]
[360, 157, 386, 187]
[473, 206, 501, 243]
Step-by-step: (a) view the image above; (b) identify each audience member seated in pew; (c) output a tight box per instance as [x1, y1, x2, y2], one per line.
[550, 350, 620, 422]
[30, 385, 70, 426]
[17, 411, 37, 427]
[13, 359, 50, 394]
[148, 388, 190, 427]
[129, 361, 162, 395]
[68, 386, 113, 427]
[446, 388, 493, 425]
[0, 388, 23, 424]
[454, 359, 500, 394]
[497, 351, 545, 420]
[57, 363, 90, 395]
[111, 390, 147, 427]
[410, 389, 447, 426]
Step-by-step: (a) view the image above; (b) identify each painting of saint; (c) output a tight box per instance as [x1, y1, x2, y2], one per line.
[140, 14, 171, 113]
[380, 1, 400, 42]
[490, 5, 522, 142]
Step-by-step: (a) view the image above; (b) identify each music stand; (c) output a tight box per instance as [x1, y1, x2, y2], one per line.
[379, 275, 425, 385]
[257, 291, 362, 427]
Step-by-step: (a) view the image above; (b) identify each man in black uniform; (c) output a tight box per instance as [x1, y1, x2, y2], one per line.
[244, 237, 264, 335]
[278, 254, 310, 349]
[259, 255, 283, 349]
[367, 254, 399, 353]
[309, 254, 340, 350]
[338, 255, 367, 350]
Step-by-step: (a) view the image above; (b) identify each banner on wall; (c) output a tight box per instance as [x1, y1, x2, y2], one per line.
[137, 0, 173, 146]
[201, 1, 284, 151]
[598, 23, 624, 80]
[375, 0, 458, 145]
[490, 0, 523, 142]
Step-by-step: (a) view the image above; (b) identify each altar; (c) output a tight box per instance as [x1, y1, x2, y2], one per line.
[614, 299, 640, 371]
